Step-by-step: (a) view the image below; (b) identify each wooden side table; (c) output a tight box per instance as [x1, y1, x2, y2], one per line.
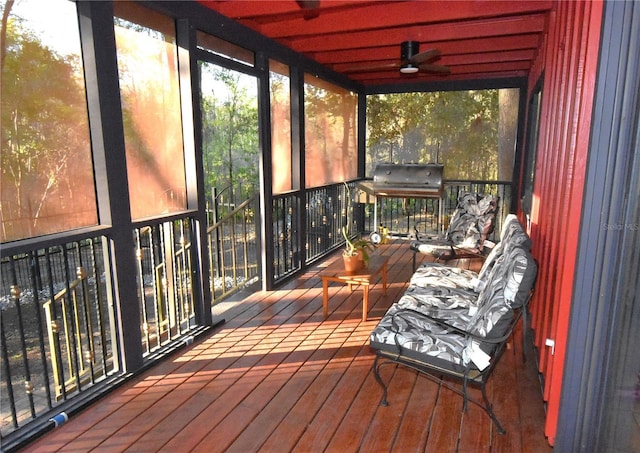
[319, 254, 389, 321]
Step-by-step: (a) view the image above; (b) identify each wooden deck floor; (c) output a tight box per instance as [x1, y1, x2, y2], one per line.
[23, 240, 551, 453]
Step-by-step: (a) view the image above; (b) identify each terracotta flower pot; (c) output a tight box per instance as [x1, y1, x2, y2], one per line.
[343, 251, 364, 273]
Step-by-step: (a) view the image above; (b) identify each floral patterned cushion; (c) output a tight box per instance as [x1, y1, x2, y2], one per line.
[411, 214, 532, 293]
[410, 192, 499, 261]
[370, 226, 537, 373]
[444, 192, 499, 249]
[410, 263, 480, 291]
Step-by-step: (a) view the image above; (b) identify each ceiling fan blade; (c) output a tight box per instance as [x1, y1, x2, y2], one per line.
[343, 62, 400, 73]
[418, 63, 451, 74]
[409, 48, 441, 65]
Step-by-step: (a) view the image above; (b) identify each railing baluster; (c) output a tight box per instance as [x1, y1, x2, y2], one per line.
[43, 247, 66, 400]
[75, 241, 94, 384]
[185, 221, 195, 327]
[61, 245, 83, 395]
[230, 216, 238, 288]
[27, 250, 53, 408]
[168, 222, 179, 338]
[10, 282, 37, 418]
[90, 239, 109, 374]
[218, 218, 227, 294]
[176, 222, 185, 333]
[0, 314, 19, 429]
[135, 229, 151, 354]
[150, 226, 163, 349]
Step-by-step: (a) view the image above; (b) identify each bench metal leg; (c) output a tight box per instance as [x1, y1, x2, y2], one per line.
[480, 382, 506, 435]
[372, 354, 389, 406]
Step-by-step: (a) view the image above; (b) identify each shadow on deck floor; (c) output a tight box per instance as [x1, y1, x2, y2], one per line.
[23, 240, 551, 453]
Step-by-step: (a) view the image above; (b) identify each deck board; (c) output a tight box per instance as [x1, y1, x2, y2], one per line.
[23, 240, 551, 453]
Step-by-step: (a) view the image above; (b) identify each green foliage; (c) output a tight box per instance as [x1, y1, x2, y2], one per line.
[341, 182, 375, 262]
[200, 64, 259, 203]
[1, 6, 94, 240]
[366, 90, 505, 181]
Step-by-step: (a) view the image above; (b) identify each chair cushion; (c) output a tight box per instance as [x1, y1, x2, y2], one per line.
[477, 246, 537, 308]
[477, 215, 532, 282]
[410, 262, 480, 292]
[370, 246, 536, 374]
[445, 193, 499, 248]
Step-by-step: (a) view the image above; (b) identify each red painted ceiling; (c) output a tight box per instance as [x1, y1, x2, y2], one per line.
[198, 0, 553, 86]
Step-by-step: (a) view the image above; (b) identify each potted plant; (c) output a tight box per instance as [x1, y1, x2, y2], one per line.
[341, 183, 375, 272]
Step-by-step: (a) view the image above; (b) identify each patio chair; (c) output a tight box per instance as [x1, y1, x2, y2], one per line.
[410, 192, 499, 270]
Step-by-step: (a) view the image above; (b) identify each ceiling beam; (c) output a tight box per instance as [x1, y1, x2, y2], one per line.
[330, 49, 536, 72]
[349, 59, 530, 80]
[311, 34, 541, 66]
[198, 0, 385, 20]
[259, 1, 553, 38]
[360, 70, 528, 86]
[288, 13, 547, 53]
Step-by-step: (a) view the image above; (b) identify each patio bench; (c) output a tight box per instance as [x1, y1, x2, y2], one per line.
[369, 214, 537, 434]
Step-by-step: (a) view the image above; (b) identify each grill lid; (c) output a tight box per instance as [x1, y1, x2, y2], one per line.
[373, 163, 443, 186]
[359, 163, 444, 198]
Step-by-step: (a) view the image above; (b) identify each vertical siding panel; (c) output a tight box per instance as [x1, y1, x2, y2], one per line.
[544, 0, 603, 445]
[543, 0, 579, 399]
[529, 5, 558, 361]
[530, 1, 566, 378]
[527, 0, 604, 445]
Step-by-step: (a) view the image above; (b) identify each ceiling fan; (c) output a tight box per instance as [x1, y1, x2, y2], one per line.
[345, 41, 451, 75]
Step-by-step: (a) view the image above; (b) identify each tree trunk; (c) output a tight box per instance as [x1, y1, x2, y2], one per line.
[498, 89, 518, 180]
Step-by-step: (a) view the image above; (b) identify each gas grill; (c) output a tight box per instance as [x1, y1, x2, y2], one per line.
[359, 163, 444, 198]
[357, 163, 445, 238]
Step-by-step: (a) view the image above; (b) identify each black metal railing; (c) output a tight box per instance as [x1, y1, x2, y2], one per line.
[272, 182, 358, 283]
[133, 218, 200, 356]
[272, 192, 300, 280]
[270, 180, 512, 286]
[0, 179, 512, 444]
[271, 182, 365, 283]
[361, 180, 512, 242]
[207, 194, 260, 301]
[0, 236, 116, 438]
[304, 182, 355, 264]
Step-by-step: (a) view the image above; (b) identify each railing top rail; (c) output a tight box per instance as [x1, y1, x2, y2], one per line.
[443, 179, 513, 186]
[272, 180, 360, 199]
[358, 176, 512, 185]
[0, 225, 111, 258]
[131, 210, 198, 229]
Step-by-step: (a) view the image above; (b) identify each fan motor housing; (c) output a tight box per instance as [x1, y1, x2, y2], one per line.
[401, 41, 420, 60]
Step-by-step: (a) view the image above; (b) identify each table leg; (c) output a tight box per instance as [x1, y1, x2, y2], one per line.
[362, 284, 369, 322]
[322, 278, 329, 318]
[382, 263, 388, 295]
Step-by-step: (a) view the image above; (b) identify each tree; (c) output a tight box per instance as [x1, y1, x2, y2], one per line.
[366, 90, 507, 181]
[1, 2, 95, 241]
[200, 64, 259, 204]
[303, 76, 358, 187]
[498, 88, 519, 180]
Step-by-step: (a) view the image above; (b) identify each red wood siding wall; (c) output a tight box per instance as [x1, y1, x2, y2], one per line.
[525, 0, 603, 446]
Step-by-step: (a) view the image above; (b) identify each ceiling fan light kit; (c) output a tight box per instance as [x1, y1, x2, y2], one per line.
[400, 65, 419, 74]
